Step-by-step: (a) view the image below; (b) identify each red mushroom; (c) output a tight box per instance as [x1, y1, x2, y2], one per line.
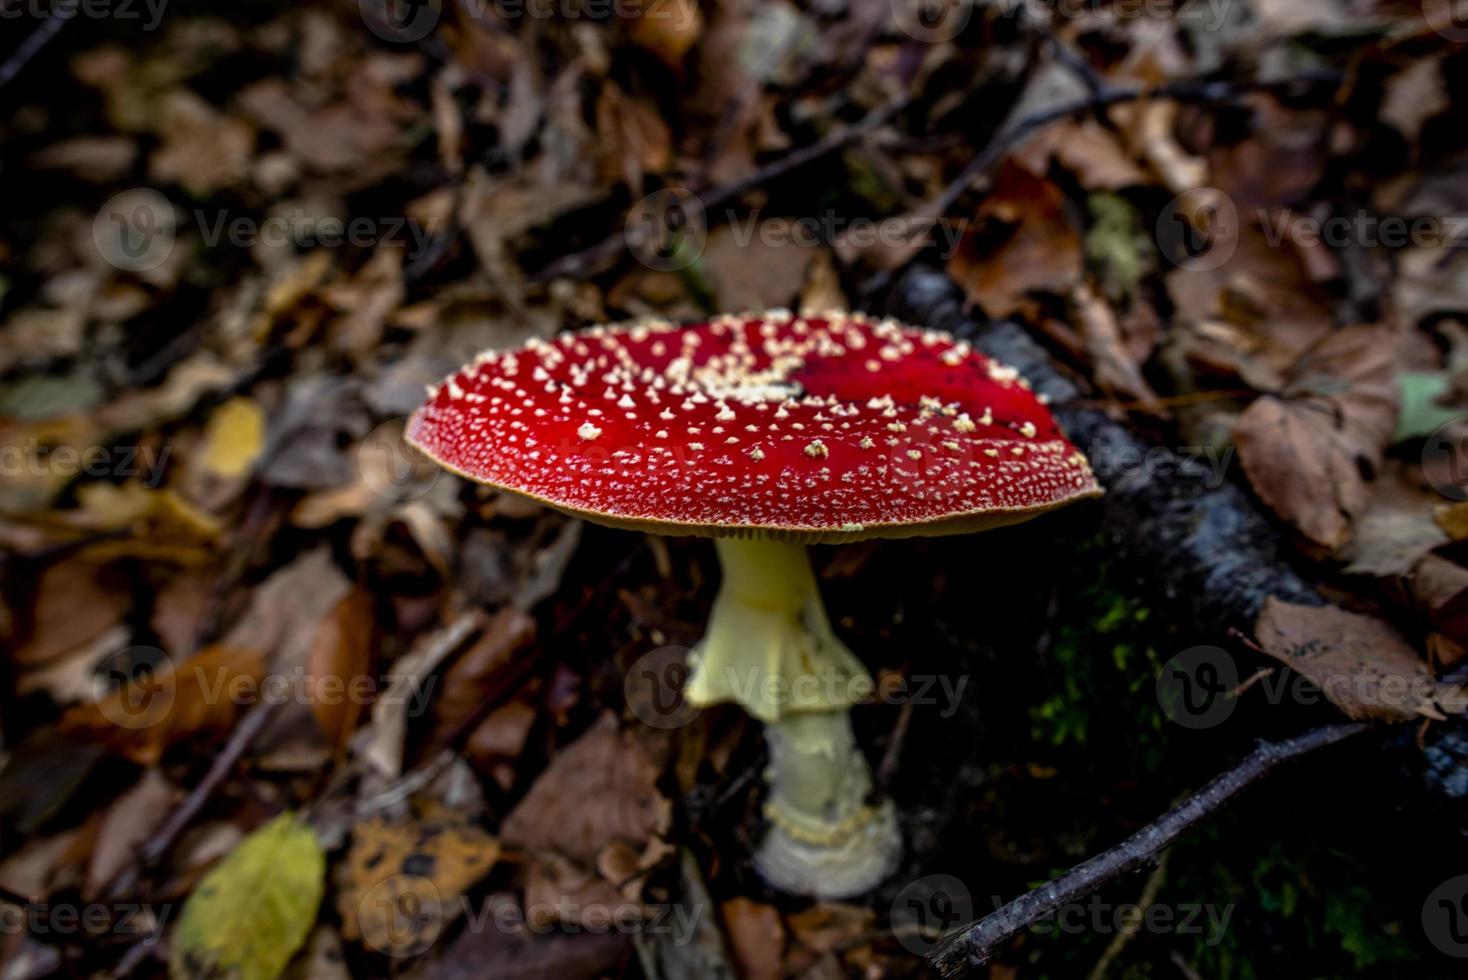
[409, 310, 1101, 897]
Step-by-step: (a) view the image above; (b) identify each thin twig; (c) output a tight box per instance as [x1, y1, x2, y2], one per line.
[103, 701, 281, 900]
[928, 722, 1371, 977]
[0, 11, 68, 90]
[531, 96, 908, 282]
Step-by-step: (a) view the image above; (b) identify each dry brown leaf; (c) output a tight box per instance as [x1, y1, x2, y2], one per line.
[1412, 554, 1468, 641]
[625, 0, 704, 69]
[596, 83, 672, 194]
[948, 160, 1082, 319]
[701, 223, 815, 313]
[305, 588, 378, 754]
[785, 903, 875, 956]
[1381, 57, 1449, 146]
[1136, 100, 1207, 194]
[1234, 326, 1400, 551]
[237, 76, 405, 175]
[721, 897, 786, 980]
[432, 607, 538, 744]
[222, 546, 353, 673]
[60, 646, 268, 764]
[359, 611, 484, 778]
[148, 89, 254, 197]
[30, 136, 138, 183]
[16, 558, 128, 666]
[1254, 597, 1451, 722]
[500, 711, 671, 864]
[1017, 118, 1145, 191]
[1073, 283, 1163, 410]
[466, 700, 537, 775]
[429, 925, 628, 980]
[84, 767, 175, 899]
[524, 852, 645, 930]
[337, 811, 500, 957]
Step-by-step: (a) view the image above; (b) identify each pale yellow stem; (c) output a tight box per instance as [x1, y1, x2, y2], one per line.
[686, 537, 900, 898]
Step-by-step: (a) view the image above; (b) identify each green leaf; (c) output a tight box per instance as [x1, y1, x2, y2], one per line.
[1395, 371, 1461, 442]
[170, 812, 325, 980]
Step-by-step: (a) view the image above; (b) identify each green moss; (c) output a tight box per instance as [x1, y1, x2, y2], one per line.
[1085, 192, 1151, 302]
[1029, 539, 1162, 751]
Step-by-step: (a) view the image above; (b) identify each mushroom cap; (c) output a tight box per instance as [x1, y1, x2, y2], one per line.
[407, 311, 1101, 543]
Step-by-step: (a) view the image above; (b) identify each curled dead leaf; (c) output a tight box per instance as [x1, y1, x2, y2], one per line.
[1254, 597, 1455, 722]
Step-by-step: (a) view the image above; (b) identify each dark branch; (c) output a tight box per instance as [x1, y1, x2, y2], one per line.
[928, 723, 1372, 977]
[532, 97, 908, 282]
[0, 11, 69, 91]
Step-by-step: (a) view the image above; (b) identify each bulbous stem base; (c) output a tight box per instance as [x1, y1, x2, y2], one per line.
[753, 710, 903, 898]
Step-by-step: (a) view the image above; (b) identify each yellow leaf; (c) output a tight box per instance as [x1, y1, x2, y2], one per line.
[201, 397, 265, 478]
[171, 813, 324, 980]
[337, 812, 500, 957]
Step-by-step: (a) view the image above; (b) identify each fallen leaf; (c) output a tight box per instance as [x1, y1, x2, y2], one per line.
[1254, 597, 1451, 722]
[625, 0, 704, 69]
[148, 89, 255, 197]
[1073, 283, 1162, 410]
[1344, 505, 1448, 577]
[29, 136, 138, 182]
[785, 903, 875, 956]
[358, 611, 483, 778]
[948, 160, 1083, 319]
[1234, 326, 1400, 550]
[283, 928, 350, 980]
[199, 396, 266, 479]
[16, 558, 127, 666]
[431, 607, 538, 744]
[1412, 554, 1468, 641]
[721, 897, 786, 980]
[524, 851, 645, 930]
[170, 813, 324, 980]
[60, 645, 267, 765]
[85, 768, 176, 898]
[501, 711, 671, 864]
[1436, 501, 1468, 541]
[700, 223, 816, 313]
[337, 811, 500, 958]
[1017, 118, 1145, 191]
[305, 588, 378, 754]
[222, 546, 352, 673]
[428, 924, 628, 980]
[1381, 57, 1448, 146]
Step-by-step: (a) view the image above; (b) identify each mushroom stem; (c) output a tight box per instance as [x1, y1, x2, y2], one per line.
[686, 537, 901, 898]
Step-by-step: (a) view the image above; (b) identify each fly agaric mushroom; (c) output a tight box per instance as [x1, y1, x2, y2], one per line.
[408, 310, 1101, 898]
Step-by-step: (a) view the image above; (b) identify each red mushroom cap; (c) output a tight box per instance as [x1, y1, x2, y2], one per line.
[407, 311, 1101, 542]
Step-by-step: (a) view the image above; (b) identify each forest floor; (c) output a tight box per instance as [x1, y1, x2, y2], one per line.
[3, 1, 1468, 978]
